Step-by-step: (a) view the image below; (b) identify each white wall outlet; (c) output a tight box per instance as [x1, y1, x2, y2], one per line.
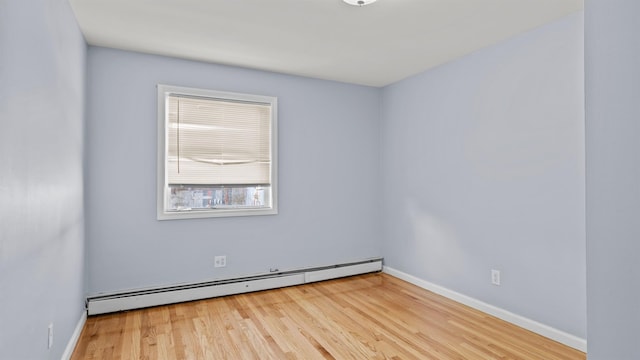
[491, 269, 501, 286]
[214, 255, 227, 268]
[48, 323, 53, 349]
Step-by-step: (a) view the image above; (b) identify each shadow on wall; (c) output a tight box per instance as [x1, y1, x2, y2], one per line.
[406, 201, 467, 280]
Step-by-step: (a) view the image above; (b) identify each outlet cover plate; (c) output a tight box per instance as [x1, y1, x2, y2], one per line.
[214, 255, 227, 268]
[48, 323, 53, 349]
[491, 269, 501, 285]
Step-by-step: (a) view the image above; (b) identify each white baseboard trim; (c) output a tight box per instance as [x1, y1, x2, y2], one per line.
[383, 266, 587, 353]
[61, 310, 87, 360]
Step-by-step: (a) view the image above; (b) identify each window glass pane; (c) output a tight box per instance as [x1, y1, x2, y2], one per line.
[167, 185, 272, 211]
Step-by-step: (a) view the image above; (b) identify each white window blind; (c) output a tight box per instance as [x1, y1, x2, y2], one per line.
[167, 95, 272, 186]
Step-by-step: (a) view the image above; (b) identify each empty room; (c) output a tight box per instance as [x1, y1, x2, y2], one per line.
[1, 0, 639, 359]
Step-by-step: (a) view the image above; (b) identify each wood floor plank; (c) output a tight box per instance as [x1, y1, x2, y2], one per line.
[71, 273, 586, 360]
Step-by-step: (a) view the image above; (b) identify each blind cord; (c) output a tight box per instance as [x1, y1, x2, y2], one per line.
[177, 99, 180, 174]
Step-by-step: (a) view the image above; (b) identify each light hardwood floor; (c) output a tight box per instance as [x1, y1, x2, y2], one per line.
[72, 273, 586, 359]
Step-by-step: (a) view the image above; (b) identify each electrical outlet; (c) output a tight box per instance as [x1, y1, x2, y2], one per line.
[48, 323, 53, 349]
[491, 269, 501, 286]
[214, 255, 227, 268]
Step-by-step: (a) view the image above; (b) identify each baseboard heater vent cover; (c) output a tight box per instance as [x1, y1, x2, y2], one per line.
[87, 258, 382, 315]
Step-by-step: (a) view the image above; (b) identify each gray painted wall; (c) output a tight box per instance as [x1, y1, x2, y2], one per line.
[85, 48, 382, 294]
[0, 0, 86, 359]
[381, 12, 586, 338]
[585, 1, 640, 358]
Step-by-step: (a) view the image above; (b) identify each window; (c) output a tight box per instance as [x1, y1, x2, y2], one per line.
[157, 84, 277, 219]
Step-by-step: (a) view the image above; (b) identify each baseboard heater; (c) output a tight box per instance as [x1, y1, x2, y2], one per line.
[86, 258, 383, 315]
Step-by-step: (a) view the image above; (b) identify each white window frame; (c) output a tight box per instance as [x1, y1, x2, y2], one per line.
[157, 84, 278, 220]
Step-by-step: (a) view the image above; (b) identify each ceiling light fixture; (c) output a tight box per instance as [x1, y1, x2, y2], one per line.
[343, 0, 377, 7]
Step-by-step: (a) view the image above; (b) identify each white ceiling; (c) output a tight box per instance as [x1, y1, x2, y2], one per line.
[68, 0, 583, 87]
